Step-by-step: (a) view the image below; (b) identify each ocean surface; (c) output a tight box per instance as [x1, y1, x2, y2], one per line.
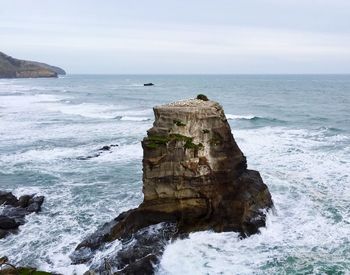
[0, 75, 349, 274]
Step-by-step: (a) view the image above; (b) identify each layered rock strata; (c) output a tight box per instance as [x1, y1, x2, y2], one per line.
[72, 98, 273, 274]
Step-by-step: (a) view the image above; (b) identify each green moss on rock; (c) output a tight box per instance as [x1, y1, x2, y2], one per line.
[196, 94, 209, 101]
[144, 135, 170, 149]
[145, 134, 204, 150]
[173, 119, 186, 127]
[0, 267, 52, 275]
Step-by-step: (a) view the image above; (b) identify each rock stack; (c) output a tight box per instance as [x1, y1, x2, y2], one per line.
[72, 97, 273, 274]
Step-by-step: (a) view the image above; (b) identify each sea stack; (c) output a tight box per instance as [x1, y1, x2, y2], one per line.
[72, 97, 273, 274]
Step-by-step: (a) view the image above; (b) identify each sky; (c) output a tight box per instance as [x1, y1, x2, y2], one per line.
[1, 0, 350, 74]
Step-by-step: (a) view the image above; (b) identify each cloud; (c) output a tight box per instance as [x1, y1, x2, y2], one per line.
[1, 0, 350, 73]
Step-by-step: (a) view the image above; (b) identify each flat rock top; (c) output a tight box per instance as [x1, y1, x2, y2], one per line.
[156, 99, 220, 110]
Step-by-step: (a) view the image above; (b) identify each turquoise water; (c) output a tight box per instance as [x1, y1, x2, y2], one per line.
[0, 75, 349, 274]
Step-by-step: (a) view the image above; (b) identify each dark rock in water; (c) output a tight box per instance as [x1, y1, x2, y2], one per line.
[144, 83, 154, 86]
[72, 222, 177, 274]
[77, 153, 101, 160]
[0, 51, 65, 79]
[0, 229, 9, 239]
[98, 144, 119, 151]
[17, 195, 32, 208]
[26, 195, 45, 213]
[0, 191, 45, 239]
[0, 216, 19, 230]
[77, 144, 119, 160]
[100, 145, 111, 151]
[0, 191, 18, 206]
[73, 98, 273, 273]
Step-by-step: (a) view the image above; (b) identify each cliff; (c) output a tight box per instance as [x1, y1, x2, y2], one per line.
[72, 97, 273, 274]
[0, 51, 66, 79]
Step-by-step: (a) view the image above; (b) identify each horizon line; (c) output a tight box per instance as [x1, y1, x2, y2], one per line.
[62, 73, 350, 76]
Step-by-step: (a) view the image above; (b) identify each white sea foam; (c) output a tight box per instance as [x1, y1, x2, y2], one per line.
[1, 78, 349, 274]
[226, 114, 257, 120]
[46, 102, 124, 119]
[93, 143, 143, 163]
[159, 126, 350, 274]
[120, 116, 151, 121]
[0, 147, 86, 163]
[0, 94, 66, 109]
[46, 102, 152, 120]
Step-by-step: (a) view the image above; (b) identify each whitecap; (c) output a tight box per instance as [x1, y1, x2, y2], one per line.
[226, 114, 258, 120]
[120, 116, 151, 121]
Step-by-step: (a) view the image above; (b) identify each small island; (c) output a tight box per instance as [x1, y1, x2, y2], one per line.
[0, 51, 65, 79]
[71, 96, 273, 274]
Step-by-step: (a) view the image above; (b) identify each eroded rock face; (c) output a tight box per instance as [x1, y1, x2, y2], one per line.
[73, 98, 273, 274]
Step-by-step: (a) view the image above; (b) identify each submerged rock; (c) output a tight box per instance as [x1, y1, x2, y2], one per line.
[73, 98, 273, 273]
[0, 191, 45, 239]
[98, 144, 119, 151]
[77, 144, 119, 160]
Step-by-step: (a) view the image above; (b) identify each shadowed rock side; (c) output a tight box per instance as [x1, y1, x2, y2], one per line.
[0, 191, 45, 239]
[0, 51, 65, 78]
[72, 98, 273, 274]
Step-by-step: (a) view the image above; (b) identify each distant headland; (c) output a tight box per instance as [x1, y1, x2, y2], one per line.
[0, 51, 65, 79]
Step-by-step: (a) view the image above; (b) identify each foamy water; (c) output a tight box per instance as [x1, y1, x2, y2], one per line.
[0, 75, 349, 274]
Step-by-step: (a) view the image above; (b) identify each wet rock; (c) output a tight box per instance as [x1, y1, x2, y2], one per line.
[0, 216, 19, 230]
[144, 83, 154, 86]
[73, 98, 273, 273]
[77, 144, 119, 160]
[26, 195, 45, 213]
[0, 191, 45, 239]
[98, 144, 118, 151]
[0, 191, 18, 206]
[77, 154, 101, 160]
[17, 195, 32, 208]
[0, 229, 9, 239]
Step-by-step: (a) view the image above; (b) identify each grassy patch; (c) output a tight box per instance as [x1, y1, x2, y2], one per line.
[196, 94, 209, 101]
[173, 119, 186, 126]
[145, 133, 204, 150]
[145, 135, 170, 149]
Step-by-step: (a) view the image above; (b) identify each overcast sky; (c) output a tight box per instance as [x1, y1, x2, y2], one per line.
[1, 0, 350, 74]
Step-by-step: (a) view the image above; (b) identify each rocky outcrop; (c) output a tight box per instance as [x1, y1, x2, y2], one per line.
[72, 97, 273, 274]
[0, 256, 53, 275]
[76, 144, 119, 160]
[0, 51, 65, 78]
[0, 191, 45, 239]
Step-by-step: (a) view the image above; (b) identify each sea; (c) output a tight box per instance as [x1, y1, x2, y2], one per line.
[0, 75, 349, 274]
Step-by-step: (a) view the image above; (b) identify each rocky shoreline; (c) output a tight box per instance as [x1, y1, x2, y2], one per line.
[0, 96, 273, 274]
[0, 191, 44, 239]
